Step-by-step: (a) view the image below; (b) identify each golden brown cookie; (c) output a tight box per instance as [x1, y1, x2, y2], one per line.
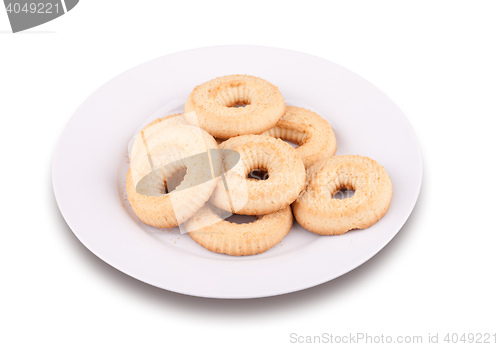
[127, 114, 220, 228]
[261, 106, 337, 167]
[292, 155, 393, 235]
[210, 135, 306, 215]
[184, 75, 286, 138]
[186, 204, 293, 256]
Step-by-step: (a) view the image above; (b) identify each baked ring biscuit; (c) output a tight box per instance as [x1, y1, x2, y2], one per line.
[126, 114, 220, 228]
[261, 106, 337, 167]
[292, 155, 393, 235]
[184, 75, 286, 138]
[186, 204, 293, 256]
[210, 135, 306, 215]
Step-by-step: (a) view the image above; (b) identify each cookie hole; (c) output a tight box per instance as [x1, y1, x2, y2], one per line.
[232, 103, 248, 108]
[165, 168, 187, 193]
[283, 139, 299, 148]
[225, 214, 257, 224]
[215, 84, 252, 108]
[225, 99, 251, 108]
[266, 127, 307, 148]
[247, 169, 269, 180]
[333, 188, 355, 200]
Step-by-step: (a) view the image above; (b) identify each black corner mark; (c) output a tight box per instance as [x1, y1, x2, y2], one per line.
[3, 0, 79, 33]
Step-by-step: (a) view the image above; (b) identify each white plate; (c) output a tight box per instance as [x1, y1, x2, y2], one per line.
[53, 46, 422, 299]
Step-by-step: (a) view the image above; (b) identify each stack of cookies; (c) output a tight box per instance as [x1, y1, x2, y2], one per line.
[127, 75, 393, 256]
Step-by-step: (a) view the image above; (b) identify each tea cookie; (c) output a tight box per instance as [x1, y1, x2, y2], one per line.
[184, 75, 286, 138]
[261, 106, 337, 167]
[126, 115, 220, 228]
[210, 135, 306, 215]
[186, 204, 293, 256]
[293, 155, 392, 235]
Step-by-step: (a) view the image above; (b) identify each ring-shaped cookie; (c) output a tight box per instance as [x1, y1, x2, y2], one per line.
[186, 204, 293, 256]
[292, 155, 393, 235]
[184, 75, 286, 138]
[210, 135, 306, 215]
[126, 114, 220, 228]
[261, 106, 337, 167]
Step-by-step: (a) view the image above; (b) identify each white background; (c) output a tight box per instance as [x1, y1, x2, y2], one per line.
[1, 1, 499, 346]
